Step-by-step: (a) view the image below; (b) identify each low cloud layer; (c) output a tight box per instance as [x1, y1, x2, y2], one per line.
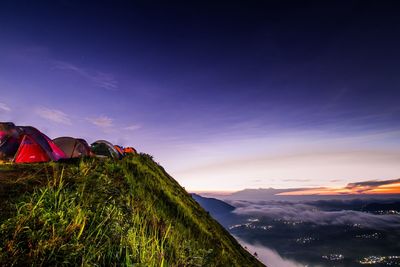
[237, 239, 306, 267]
[231, 200, 400, 229]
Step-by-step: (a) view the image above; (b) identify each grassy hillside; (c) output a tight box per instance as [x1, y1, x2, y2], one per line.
[0, 154, 263, 266]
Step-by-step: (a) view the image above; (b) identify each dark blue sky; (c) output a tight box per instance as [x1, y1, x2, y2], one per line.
[1, 1, 400, 190]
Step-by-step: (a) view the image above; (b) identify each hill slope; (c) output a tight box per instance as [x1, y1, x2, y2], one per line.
[0, 154, 263, 266]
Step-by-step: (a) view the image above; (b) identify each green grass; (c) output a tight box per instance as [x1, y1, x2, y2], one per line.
[0, 154, 263, 266]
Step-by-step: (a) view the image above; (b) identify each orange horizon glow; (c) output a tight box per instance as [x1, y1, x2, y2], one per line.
[278, 182, 400, 196]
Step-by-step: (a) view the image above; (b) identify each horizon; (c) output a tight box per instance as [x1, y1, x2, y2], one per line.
[191, 177, 400, 196]
[1, 1, 400, 193]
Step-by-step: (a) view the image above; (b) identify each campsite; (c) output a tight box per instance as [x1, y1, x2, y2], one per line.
[0, 122, 136, 163]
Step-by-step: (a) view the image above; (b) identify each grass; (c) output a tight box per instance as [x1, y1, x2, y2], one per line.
[0, 154, 263, 266]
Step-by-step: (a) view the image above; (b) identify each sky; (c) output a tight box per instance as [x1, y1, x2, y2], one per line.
[0, 1, 399, 192]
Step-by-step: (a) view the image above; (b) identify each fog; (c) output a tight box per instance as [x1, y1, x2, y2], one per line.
[231, 200, 400, 229]
[236, 238, 310, 267]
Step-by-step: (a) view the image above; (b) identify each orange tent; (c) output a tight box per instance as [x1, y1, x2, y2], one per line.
[124, 147, 137, 154]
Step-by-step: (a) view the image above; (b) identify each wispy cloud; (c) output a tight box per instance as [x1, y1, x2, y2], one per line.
[35, 106, 71, 125]
[0, 103, 11, 112]
[278, 178, 400, 196]
[347, 178, 400, 188]
[123, 124, 141, 131]
[87, 115, 113, 128]
[53, 61, 118, 91]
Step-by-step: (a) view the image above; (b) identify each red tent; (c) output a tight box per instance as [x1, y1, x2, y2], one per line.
[13, 126, 66, 163]
[14, 135, 51, 163]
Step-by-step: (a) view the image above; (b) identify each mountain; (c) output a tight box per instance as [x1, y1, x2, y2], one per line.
[0, 154, 263, 266]
[211, 188, 400, 202]
[191, 193, 235, 215]
[221, 188, 304, 201]
[191, 193, 239, 227]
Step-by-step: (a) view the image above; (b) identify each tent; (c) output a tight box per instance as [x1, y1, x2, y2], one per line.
[53, 137, 91, 158]
[0, 122, 17, 133]
[14, 135, 51, 163]
[91, 140, 122, 159]
[76, 139, 92, 156]
[123, 147, 137, 154]
[13, 126, 66, 163]
[114, 145, 125, 157]
[0, 122, 21, 161]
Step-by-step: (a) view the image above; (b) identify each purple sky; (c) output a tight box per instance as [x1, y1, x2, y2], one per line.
[1, 1, 400, 191]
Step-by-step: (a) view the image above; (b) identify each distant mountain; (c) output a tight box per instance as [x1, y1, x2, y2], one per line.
[191, 193, 245, 228]
[206, 188, 400, 202]
[192, 193, 235, 215]
[222, 188, 305, 201]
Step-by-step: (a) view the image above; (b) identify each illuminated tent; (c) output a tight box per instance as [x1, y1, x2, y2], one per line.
[13, 126, 66, 163]
[123, 147, 137, 154]
[53, 137, 91, 158]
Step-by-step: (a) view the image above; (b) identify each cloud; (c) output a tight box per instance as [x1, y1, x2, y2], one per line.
[0, 103, 11, 113]
[87, 116, 113, 128]
[282, 179, 311, 183]
[35, 107, 71, 125]
[123, 124, 141, 131]
[237, 239, 306, 267]
[231, 200, 400, 229]
[345, 178, 400, 194]
[53, 61, 118, 90]
[91, 72, 118, 91]
[278, 178, 400, 196]
[347, 178, 400, 188]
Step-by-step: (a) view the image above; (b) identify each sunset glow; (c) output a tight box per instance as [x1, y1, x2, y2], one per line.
[278, 180, 400, 196]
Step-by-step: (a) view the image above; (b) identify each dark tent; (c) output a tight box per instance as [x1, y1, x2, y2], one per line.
[53, 137, 91, 158]
[0, 122, 21, 160]
[91, 140, 122, 159]
[0, 122, 17, 132]
[114, 145, 125, 157]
